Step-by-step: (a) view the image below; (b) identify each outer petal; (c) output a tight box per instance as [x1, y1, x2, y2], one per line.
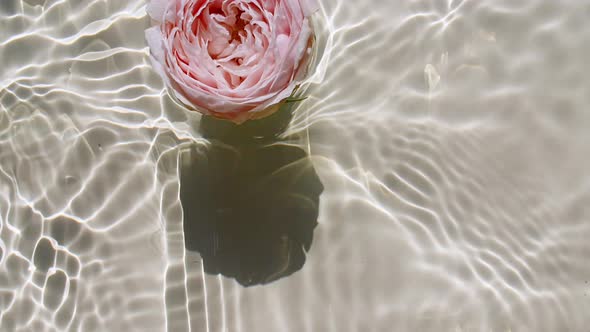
[146, 0, 172, 22]
[145, 26, 176, 93]
[145, 0, 318, 122]
[145, 26, 166, 64]
[303, 0, 320, 16]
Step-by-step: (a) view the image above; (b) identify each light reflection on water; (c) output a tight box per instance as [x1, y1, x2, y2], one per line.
[1, 0, 590, 331]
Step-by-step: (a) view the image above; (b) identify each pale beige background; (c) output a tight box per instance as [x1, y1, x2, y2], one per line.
[1, 0, 590, 331]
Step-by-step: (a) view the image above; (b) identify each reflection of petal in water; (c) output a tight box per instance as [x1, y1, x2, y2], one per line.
[180, 110, 323, 287]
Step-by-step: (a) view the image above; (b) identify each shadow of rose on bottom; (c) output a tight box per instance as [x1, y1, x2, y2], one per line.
[179, 106, 324, 287]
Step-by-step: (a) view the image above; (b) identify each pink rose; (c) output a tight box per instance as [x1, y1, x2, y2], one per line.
[145, 0, 319, 123]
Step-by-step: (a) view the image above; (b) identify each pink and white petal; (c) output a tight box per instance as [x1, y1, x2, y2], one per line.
[298, 0, 320, 17]
[292, 18, 313, 69]
[145, 26, 167, 63]
[292, 20, 314, 82]
[173, 77, 247, 114]
[247, 81, 297, 113]
[146, 0, 174, 22]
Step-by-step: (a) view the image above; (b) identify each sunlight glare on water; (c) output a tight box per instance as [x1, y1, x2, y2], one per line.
[1, 0, 590, 331]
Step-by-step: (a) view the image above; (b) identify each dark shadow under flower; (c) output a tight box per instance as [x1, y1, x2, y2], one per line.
[180, 107, 323, 286]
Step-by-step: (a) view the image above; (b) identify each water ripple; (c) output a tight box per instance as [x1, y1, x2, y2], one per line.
[2, 0, 590, 331]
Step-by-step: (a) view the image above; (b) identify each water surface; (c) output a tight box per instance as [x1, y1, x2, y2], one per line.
[1, 0, 590, 331]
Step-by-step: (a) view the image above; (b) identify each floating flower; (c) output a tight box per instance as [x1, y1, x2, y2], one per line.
[145, 0, 319, 123]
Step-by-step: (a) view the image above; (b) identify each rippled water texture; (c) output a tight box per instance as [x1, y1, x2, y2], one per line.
[2, 0, 590, 331]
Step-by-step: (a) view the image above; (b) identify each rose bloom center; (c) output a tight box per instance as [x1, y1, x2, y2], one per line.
[167, 1, 278, 91]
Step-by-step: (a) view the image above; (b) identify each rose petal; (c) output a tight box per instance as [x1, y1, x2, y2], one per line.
[147, 0, 174, 22]
[294, 0, 320, 16]
[145, 26, 166, 62]
[145, 0, 317, 121]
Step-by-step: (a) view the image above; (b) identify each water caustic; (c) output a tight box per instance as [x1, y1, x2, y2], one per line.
[1, 0, 590, 331]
